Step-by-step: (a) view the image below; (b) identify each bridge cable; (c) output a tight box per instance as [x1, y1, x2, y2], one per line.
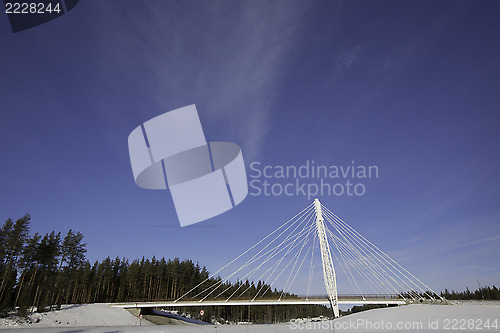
[322, 204, 442, 300]
[174, 202, 315, 303]
[323, 211, 417, 299]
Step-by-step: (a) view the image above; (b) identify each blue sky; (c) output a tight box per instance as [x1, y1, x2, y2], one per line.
[1, 1, 499, 294]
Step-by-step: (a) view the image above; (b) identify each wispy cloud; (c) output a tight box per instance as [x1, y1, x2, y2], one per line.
[184, 3, 309, 161]
[334, 46, 363, 77]
[459, 235, 500, 248]
[90, 2, 309, 162]
[450, 264, 498, 272]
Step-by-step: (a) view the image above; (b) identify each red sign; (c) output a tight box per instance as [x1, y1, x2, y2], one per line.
[200, 310, 204, 316]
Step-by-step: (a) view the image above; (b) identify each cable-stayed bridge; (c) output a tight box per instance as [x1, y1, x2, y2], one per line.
[112, 199, 443, 317]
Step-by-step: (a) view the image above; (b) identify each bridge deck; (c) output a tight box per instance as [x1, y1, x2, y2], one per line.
[111, 298, 406, 308]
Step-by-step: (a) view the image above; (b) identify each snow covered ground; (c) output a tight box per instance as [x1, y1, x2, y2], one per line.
[1, 301, 498, 332]
[0, 303, 152, 330]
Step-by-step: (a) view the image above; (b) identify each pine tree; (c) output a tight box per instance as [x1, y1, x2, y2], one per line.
[14, 233, 41, 309]
[34, 231, 61, 311]
[0, 215, 31, 310]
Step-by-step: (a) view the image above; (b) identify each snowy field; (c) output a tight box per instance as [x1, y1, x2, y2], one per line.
[0, 301, 499, 332]
[0, 303, 153, 330]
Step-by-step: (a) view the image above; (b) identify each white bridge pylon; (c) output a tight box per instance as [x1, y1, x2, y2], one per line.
[116, 200, 444, 315]
[314, 199, 339, 317]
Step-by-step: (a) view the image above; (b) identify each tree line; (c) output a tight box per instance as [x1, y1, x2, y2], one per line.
[0, 214, 328, 322]
[402, 286, 500, 301]
[441, 286, 500, 300]
[0, 214, 87, 315]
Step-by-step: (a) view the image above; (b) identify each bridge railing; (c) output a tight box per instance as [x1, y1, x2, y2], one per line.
[297, 294, 403, 300]
[109, 294, 404, 305]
